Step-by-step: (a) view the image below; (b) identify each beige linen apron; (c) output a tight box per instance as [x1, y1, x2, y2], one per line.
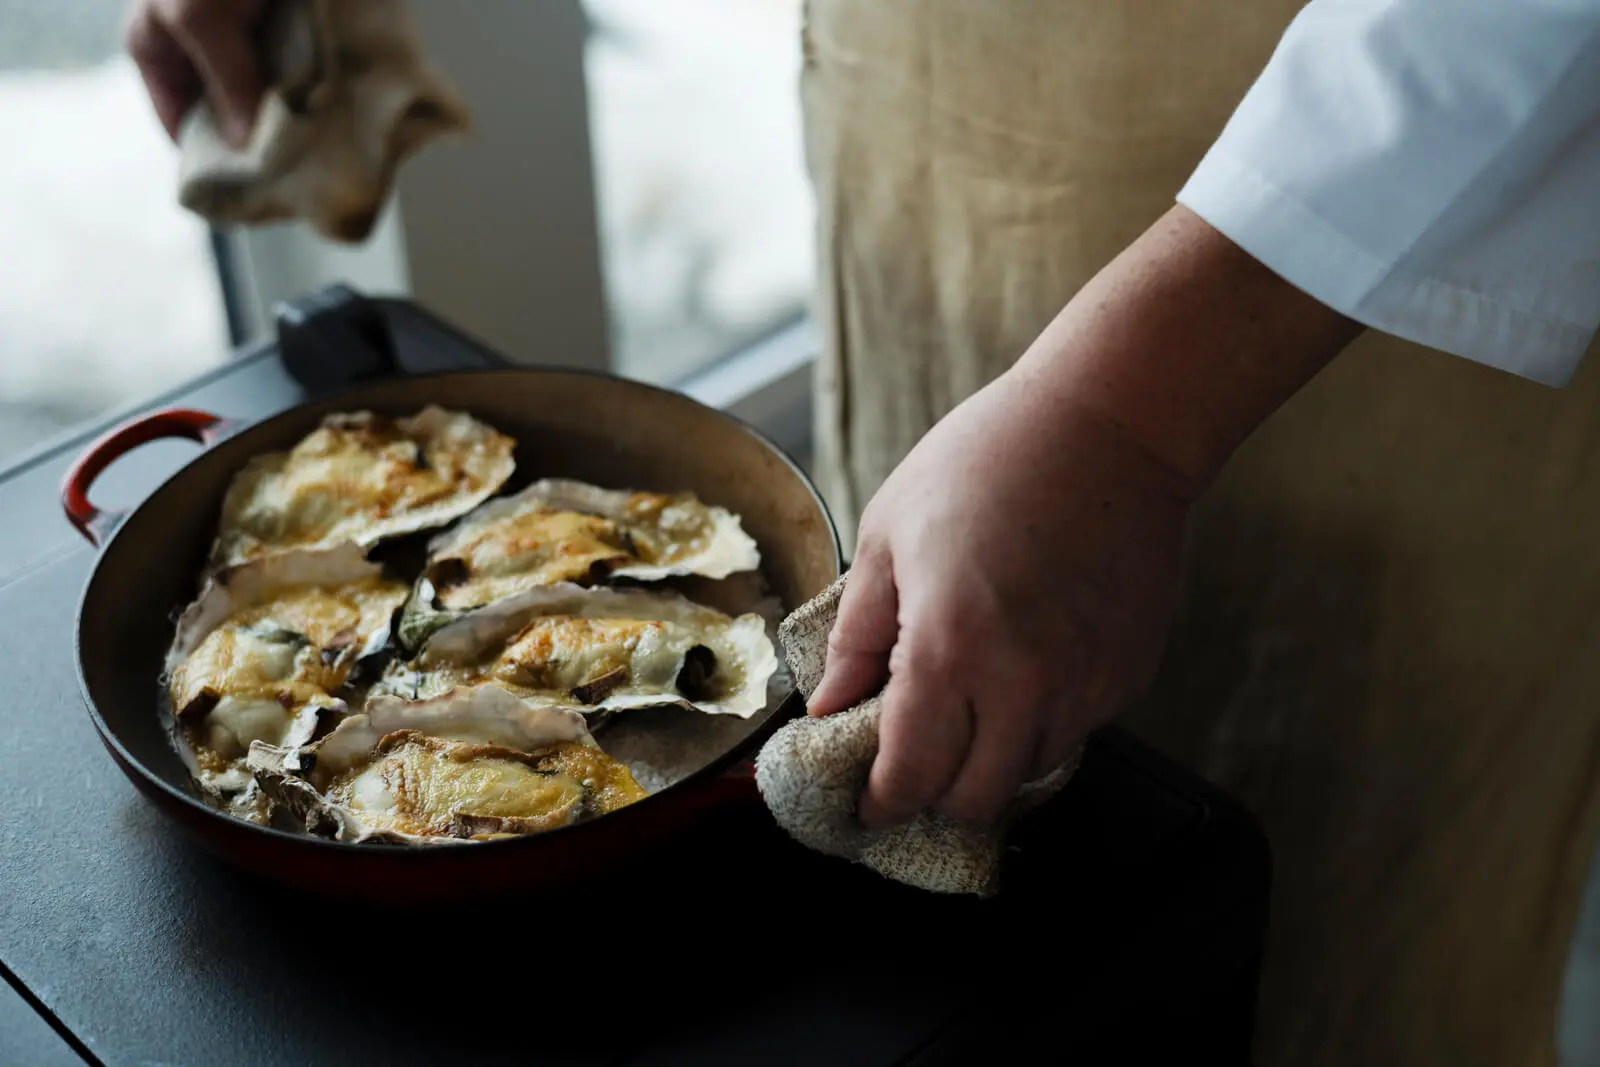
[800, 3, 1600, 1065]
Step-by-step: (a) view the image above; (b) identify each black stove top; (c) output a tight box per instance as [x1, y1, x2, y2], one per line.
[0, 288, 1270, 1066]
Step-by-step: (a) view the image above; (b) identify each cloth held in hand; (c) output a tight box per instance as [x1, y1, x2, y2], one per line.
[755, 574, 1081, 897]
[176, 0, 469, 243]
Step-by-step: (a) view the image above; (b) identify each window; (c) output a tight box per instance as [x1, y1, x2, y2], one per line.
[584, 0, 814, 385]
[3, 3, 816, 471]
[0, 2, 231, 466]
[234, 0, 817, 462]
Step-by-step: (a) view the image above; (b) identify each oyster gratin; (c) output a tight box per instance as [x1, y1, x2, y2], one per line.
[251, 730, 645, 844]
[248, 685, 645, 843]
[162, 542, 409, 813]
[160, 406, 777, 846]
[208, 405, 516, 570]
[397, 478, 761, 649]
[387, 584, 778, 720]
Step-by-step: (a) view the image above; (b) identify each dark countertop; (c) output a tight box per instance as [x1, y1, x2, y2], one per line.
[0, 290, 1270, 1066]
[0, 976, 78, 1067]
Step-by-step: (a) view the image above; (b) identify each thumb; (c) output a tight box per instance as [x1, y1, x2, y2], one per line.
[808, 547, 899, 717]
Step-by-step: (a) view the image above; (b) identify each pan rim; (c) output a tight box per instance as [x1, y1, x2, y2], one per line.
[73, 364, 843, 857]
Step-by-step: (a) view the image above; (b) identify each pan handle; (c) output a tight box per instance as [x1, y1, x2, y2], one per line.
[61, 408, 232, 547]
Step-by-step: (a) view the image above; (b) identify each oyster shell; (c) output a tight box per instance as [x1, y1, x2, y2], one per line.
[398, 478, 760, 642]
[163, 543, 408, 810]
[248, 689, 644, 844]
[387, 583, 779, 720]
[342, 681, 596, 754]
[208, 405, 516, 571]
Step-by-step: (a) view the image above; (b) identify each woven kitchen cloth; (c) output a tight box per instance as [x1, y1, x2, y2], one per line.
[176, 0, 469, 243]
[755, 574, 1082, 897]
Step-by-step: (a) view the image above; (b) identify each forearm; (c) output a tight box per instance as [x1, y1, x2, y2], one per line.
[1013, 204, 1364, 498]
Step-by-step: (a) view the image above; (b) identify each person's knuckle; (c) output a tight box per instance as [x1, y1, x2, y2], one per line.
[873, 748, 944, 812]
[856, 497, 891, 536]
[825, 623, 859, 659]
[937, 785, 1003, 827]
[124, 6, 159, 57]
[890, 630, 966, 684]
[827, 617, 889, 666]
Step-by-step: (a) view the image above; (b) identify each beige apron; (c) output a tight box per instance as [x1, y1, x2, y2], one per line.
[800, 3, 1600, 1065]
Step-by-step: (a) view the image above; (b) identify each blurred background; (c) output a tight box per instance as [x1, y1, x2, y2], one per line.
[7, 3, 1600, 1063]
[0, 0, 812, 462]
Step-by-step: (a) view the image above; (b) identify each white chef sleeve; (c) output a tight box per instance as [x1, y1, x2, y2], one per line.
[1177, 1, 1600, 387]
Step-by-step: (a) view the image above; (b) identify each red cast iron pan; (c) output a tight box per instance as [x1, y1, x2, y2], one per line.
[62, 369, 842, 907]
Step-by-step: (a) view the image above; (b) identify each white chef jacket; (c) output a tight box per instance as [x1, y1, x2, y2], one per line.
[1177, 1, 1600, 387]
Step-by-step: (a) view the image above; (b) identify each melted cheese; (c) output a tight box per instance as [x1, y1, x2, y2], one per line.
[431, 491, 719, 610]
[170, 580, 405, 712]
[537, 739, 651, 812]
[495, 618, 681, 693]
[434, 508, 638, 608]
[226, 579, 404, 647]
[215, 410, 514, 565]
[170, 626, 336, 714]
[325, 733, 646, 840]
[169, 578, 408, 789]
[199, 697, 309, 760]
[411, 616, 714, 704]
[619, 491, 716, 556]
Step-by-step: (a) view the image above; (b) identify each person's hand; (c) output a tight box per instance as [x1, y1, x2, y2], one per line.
[805, 205, 1361, 832]
[807, 366, 1192, 830]
[125, 0, 269, 147]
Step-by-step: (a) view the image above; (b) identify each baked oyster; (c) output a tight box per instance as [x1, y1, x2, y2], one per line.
[248, 686, 645, 843]
[163, 543, 408, 815]
[397, 478, 759, 647]
[384, 583, 778, 720]
[208, 405, 516, 571]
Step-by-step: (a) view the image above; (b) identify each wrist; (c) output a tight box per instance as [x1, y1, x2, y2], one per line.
[1014, 205, 1362, 498]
